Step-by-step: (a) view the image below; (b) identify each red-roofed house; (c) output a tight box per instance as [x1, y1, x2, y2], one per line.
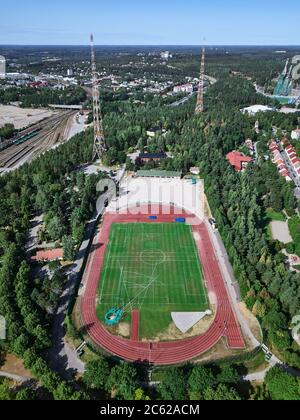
[269, 141, 292, 181]
[226, 151, 253, 172]
[31, 248, 64, 262]
[284, 144, 300, 178]
[291, 157, 299, 165]
[279, 168, 289, 177]
[269, 141, 278, 152]
[274, 157, 284, 165]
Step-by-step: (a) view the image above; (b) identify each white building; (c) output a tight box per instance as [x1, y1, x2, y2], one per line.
[241, 105, 274, 116]
[190, 167, 200, 175]
[291, 129, 300, 140]
[173, 83, 193, 94]
[161, 51, 172, 60]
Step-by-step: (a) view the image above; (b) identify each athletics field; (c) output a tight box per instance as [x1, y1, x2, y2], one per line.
[96, 223, 208, 338]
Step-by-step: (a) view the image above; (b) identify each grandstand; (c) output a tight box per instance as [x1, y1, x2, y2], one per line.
[136, 170, 182, 178]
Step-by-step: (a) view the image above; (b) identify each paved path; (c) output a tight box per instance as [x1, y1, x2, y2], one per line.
[26, 214, 43, 252]
[243, 368, 271, 383]
[208, 224, 260, 349]
[0, 371, 31, 383]
[169, 93, 194, 107]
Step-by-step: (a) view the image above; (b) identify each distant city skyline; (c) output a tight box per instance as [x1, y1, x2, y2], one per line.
[0, 0, 300, 46]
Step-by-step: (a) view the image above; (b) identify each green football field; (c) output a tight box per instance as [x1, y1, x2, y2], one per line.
[96, 223, 208, 339]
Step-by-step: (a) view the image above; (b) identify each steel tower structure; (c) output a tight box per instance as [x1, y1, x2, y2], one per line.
[195, 46, 206, 114]
[90, 34, 106, 161]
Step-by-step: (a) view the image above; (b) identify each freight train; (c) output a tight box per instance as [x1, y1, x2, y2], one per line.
[0, 128, 41, 152]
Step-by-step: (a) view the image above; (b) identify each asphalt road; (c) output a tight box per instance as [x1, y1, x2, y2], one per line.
[206, 221, 260, 350]
[169, 93, 193, 107]
[280, 149, 300, 188]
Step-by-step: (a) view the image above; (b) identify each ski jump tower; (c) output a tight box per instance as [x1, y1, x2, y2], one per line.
[90, 34, 107, 161]
[195, 46, 206, 114]
[274, 58, 294, 97]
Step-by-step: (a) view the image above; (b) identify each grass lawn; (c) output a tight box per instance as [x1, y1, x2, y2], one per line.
[288, 216, 300, 257]
[96, 223, 208, 339]
[266, 208, 286, 222]
[263, 209, 286, 240]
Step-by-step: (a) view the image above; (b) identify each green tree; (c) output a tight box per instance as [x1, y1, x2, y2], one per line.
[15, 388, 35, 400]
[62, 235, 76, 261]
[45, 214, 64, 241]
[83, 358, 110, 390]
[134, 388, 151, 401]
[188, 365, 215, 399]
[159, 367, 187, 400]
[107, 363, 138, 400]
[203, 384, 242, 401]
[265, 367, 300, 400]
[217, 365, 239, 385]
[53, 382, 88, 400]
[0, 380, 13, 400]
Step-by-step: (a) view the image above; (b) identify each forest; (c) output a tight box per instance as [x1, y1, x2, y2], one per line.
[0, 128, 102, 399]
[0, 86, 86, 107]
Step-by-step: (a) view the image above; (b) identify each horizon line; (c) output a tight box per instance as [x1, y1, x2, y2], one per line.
[0, 44, 300, 48]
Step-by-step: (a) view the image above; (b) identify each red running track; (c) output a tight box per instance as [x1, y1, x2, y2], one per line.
[131, 310, 140, 342]
[81, 205, 245, 365]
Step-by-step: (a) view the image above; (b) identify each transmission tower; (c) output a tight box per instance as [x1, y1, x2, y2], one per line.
[195, 46, 206, 114]
[90, 33, 107, 161]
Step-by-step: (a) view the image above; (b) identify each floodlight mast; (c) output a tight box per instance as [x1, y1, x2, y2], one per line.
[90, 33, 107, 161]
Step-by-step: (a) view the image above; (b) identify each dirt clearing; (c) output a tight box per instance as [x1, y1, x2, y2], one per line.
[270, 221, 292, 244]
[0, 104, 55, 129]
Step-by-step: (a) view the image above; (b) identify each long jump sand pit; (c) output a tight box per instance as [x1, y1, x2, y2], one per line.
[0, 105, 55, 129]
[270, 221, 292, 244]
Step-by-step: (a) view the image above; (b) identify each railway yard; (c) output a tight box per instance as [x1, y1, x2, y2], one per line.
[0, 110, 77, 174]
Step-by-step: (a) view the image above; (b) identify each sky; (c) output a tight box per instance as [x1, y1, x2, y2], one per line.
[0, 0, 299, 46]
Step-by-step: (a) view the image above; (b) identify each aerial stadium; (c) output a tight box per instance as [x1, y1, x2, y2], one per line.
[80, 176, 245, 365]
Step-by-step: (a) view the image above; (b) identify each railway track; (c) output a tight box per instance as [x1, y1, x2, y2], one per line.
[0, 111, 76, 170]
